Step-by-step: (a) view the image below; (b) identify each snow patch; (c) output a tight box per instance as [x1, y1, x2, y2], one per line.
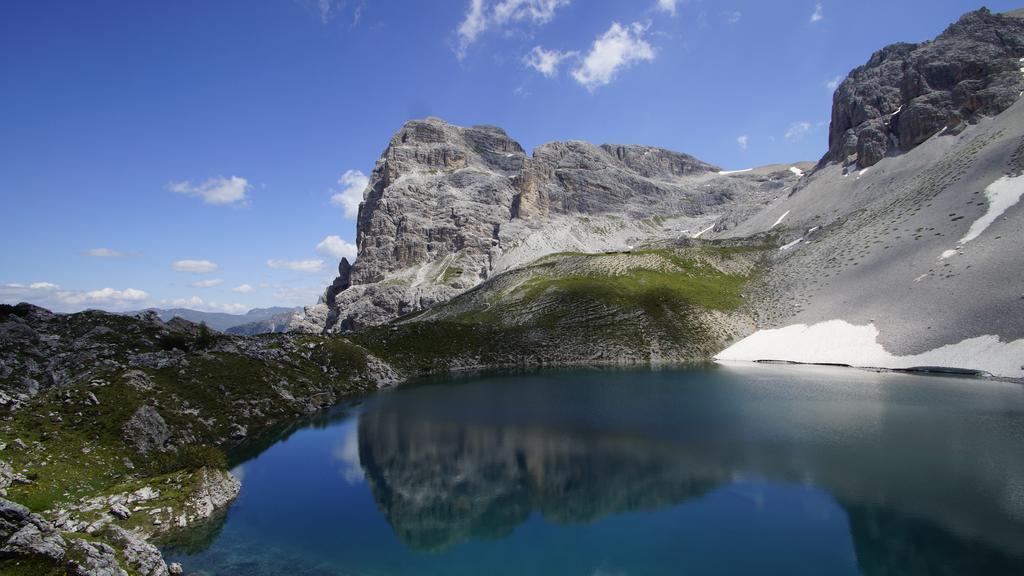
[718, 168, 753, 175]
[691, 224, 715, 238]
[959, 174, 1024, 244]
[913, 273, 929, 282]
[857, 167, 870, 179]
[771, 210, 791, 229]
[788, 166, 804, 177]
[807, 226, 819, 234]
[779, 237, 803, 251]
[715, 320, 1024, 378]
[939, 174, 1024, 259]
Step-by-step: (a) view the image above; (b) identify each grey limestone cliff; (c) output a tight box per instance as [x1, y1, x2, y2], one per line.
[825, 8, 1024, 168]
[291, 119, 803, 333]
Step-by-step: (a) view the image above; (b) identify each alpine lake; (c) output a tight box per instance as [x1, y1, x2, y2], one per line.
[162, 363, 1024, 575]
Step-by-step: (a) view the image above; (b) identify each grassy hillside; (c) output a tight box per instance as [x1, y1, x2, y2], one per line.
[0, 304, 387, 574]
[352, 239, 770, 374]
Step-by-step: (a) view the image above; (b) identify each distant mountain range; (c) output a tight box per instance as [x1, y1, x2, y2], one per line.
[127, 306, 300, 333]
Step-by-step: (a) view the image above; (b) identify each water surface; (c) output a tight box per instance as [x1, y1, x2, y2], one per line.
[164, 364, 1024, 575]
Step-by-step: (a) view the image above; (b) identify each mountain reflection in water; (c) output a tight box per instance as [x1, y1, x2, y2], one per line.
[164, 365, 1024, 576]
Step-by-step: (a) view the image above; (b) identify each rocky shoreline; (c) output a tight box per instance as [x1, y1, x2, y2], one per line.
[0, 303, 400, 575]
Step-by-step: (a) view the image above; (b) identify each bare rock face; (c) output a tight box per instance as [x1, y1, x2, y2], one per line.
[105, 526, 169, 576]
[511, 141, 719, 219]
[290, 118, 526, 332]
[291, 118, 800, 333]
[66, 538, 128, 576]
[353, 118, 525, 286]
[825, 8, 1024, 168]
[0, 498, 66, 562]
[122, 405, 171, 454]
[184, 468, 241, 521]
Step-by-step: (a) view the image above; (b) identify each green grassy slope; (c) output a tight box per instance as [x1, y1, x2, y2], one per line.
[352, 240, 770, 375]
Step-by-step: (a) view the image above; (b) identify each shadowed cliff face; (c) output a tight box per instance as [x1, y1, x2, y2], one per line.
[354, 368, 1024, 572]
[825, 8, 1024, 168]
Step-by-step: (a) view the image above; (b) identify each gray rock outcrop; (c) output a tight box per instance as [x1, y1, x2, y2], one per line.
[512, 141, 719, 218]
[105, 525, 169, 576]
[0, 497, 66, 563]
[122, 405, 171, 454]
[184, 468, 241, 521]
[0, 460, 11, 497]
[66, 538, 128, 576]
[825, 8, 1024, 168]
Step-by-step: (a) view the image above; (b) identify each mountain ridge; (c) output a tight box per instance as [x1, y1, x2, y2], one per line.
[125, 307, 300, 334]
[292, 6, 1024, 378]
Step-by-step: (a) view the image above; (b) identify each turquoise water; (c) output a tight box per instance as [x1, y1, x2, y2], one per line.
[163, 364, 1024, 575]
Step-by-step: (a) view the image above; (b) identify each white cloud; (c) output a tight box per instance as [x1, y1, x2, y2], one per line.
[314, 0, 346, 23]
[272, 285, 324, 304]
[160, 296, 248, 314]
[267, 259, 325, 272]
[164, 296, 204, 308]
[737, 135, 749, 150]
[66, 287, 148, 303]
[232, 283, 254, 294]
[315, 235, 358, 260]
[317, 0, 336, 22]
[724, 10, 742, 23]
[810, 3, 823, 23]
[571, 22, 655, 91]
[493, 0, 568, 25]
[191, 278, 224, 288]
[456, 0, 488, 58]
[2, 281, 151, 312]
[785, 121, 812, 142]
[825, 75, 842, 91]
[169, 176, 250, 205]
[333, 422, 364, 484]
[656, 0, 678, 16]
[171, 259, 219, 274]
[455, 0, 571, 58]
[523, 46, 576, 77]
[84, 248, 123, 258]
[330, 169, 369, 219]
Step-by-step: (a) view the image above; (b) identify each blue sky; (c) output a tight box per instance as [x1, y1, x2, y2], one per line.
[1, 0, 1015, 313]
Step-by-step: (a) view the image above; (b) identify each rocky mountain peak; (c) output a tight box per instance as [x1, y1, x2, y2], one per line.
[824, 7, 1024, 168]
[289, 116, 799, 333]
[599, 144, 719, 179]
[376, 117, 525, 183]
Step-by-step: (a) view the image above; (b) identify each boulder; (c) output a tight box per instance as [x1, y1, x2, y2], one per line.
[109, 503, 131, 520]
[0, 497, 31, 539]
[0, 514, 66, 562]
